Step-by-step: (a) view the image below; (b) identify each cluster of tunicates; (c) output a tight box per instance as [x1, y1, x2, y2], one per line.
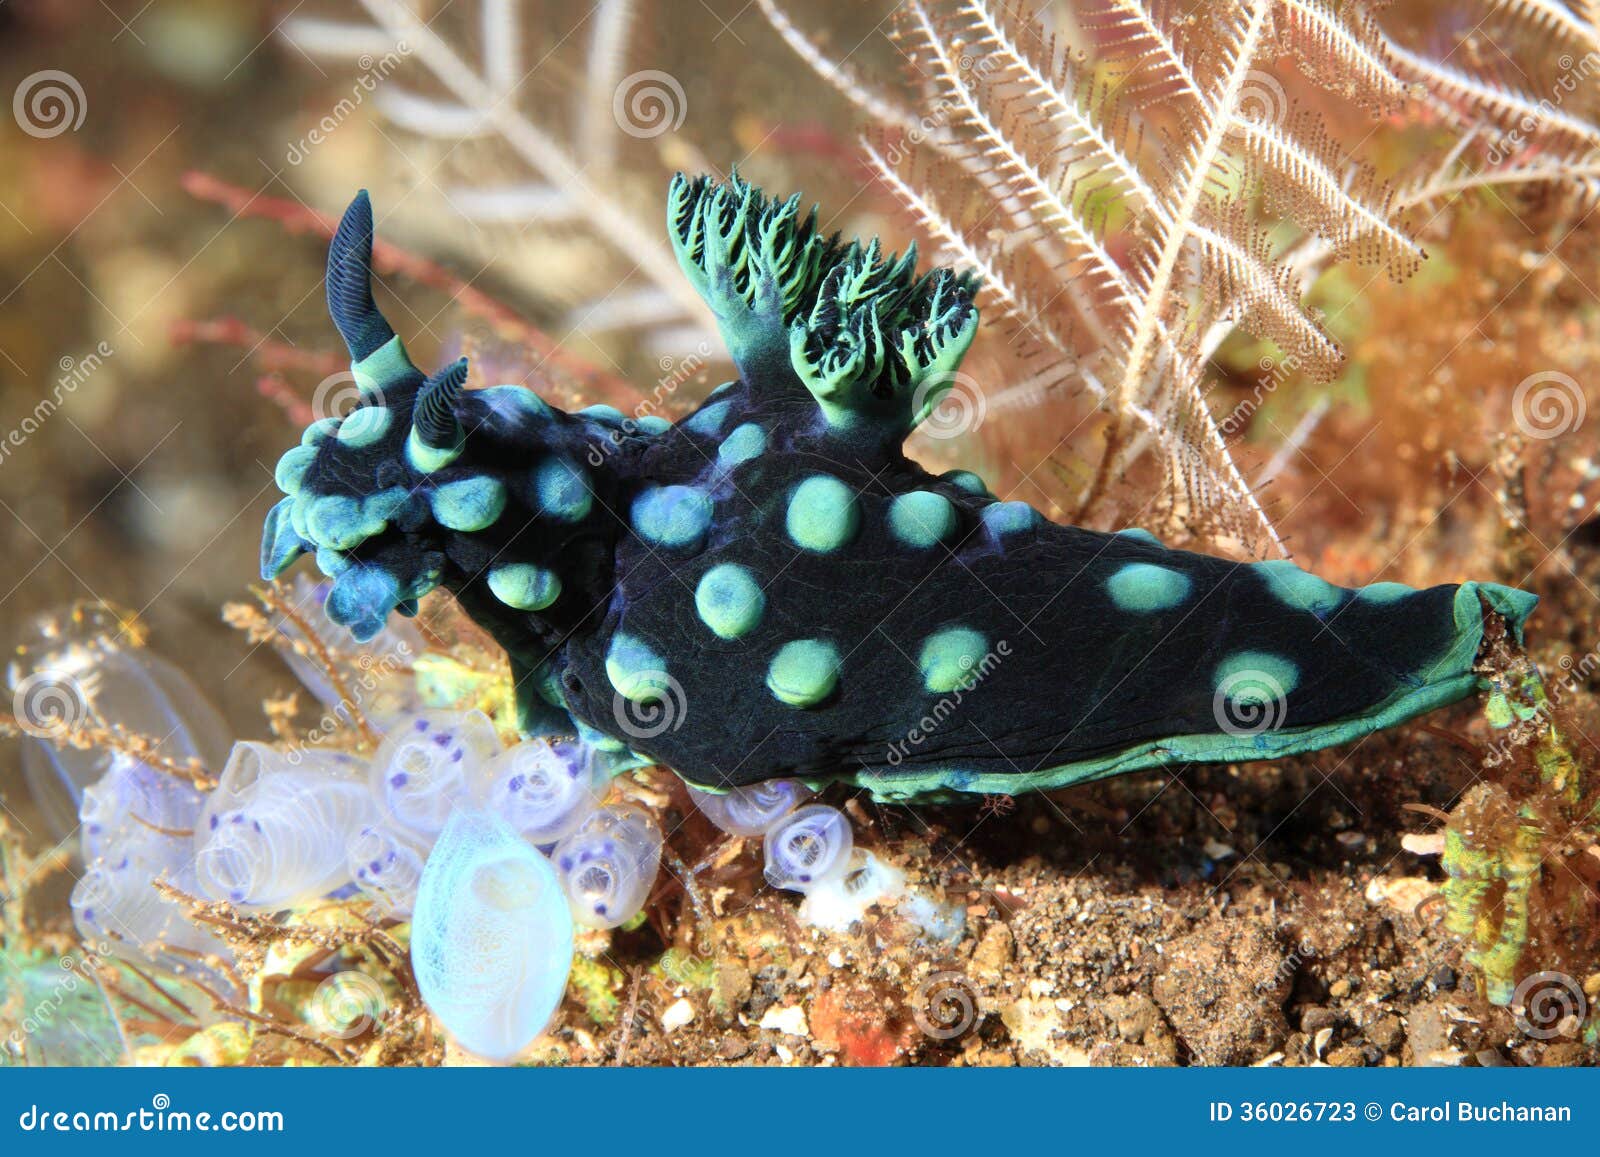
[688, 783, 905, 930]
[184, 710, 656, 1060]
[5, 604, 238, 997]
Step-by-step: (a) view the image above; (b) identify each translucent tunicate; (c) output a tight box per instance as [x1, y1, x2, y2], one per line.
[553, 804, 662, 930]
[482, 737, 608, 846]
[797, 849, 906, 931]
[195, 742, 376, 910]
[269, 574, 426, 726]
[688, 778, 813, 837]
[348, 824, 427, 917]
[79, 752, 206, 873]
[70, 847, 232, 982]
[367, 710, 501, 842]
[762, 803, 853, 892]
[411, 809, 575, 1062]
[6, 602, 230, 840]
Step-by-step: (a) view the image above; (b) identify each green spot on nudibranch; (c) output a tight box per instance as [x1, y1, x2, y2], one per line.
[940, 469, 991, 498]
[477, 385, 551, 423]
[684, 400, 732, 437]
[301, 418, 340, 447]
[637, 415, 672, 434]
[304, 495, 385, 551]
[889, 491, 957, 548]
[1256, 559, 1345, 616]
[1106, 563, 1192, 612]
[980, 501, 1039, 538]
[766, 639, 840, 707]
[430, 476, 506, 531]
[488, 563, 562, 610]
[786, 475, 859, 553]
[1115, 527, 1162, 547]
[919, 627, 989, 694]
[335, 405, 392, 447]
[315, 547, 352, 577]
[1358, 581, 1413, 605]
[274, 445, 318, 495]
[406, 428, 461, 473]
[579, 404, 626, 425]
[1214, 651, 1300, 703]
[606, 634, 672, 703]
[717, 422, 767, 469]
[695, 564, 766, 640]
[632, 485, 712, 550]
[533, 458, 593, 522]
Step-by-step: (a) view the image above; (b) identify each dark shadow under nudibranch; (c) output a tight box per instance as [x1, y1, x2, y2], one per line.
[260, 174, 1536, 803]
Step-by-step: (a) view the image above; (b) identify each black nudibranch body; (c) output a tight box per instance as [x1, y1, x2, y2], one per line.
[261, 176, 1536, 802]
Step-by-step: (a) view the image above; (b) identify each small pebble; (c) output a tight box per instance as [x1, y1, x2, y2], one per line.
[1329, 978, 1352, 999]
[660, 998, 695, 1032]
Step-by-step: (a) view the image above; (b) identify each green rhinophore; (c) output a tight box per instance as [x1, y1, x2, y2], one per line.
[767, 639, 840, 707]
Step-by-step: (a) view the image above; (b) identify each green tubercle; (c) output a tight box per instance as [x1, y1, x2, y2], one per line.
[1106, 563, 1191, 612]
[304, 495, 386, 551]
[274, 445, 318, 495]
[981, 501, 1040, 537]
[694, 564, 766, 640]
[786, 474, 859, 552]
[717, 422, 767, 469]
[766, 639, 840, 707]
[1358, 581, 1413, 605]
[919, 626, 989, 693]
[1214, 651, 1301, 701]
[888, 491, 957, 548]
[1256, 559, 1345, 616]
[606, 634, 672, 703]
[632, 485, 713, 551]
[430, 476, 506, 531]
[488, 563, 562, 611]
[533, 457, 593, 522]
[335, 405, 392, 447]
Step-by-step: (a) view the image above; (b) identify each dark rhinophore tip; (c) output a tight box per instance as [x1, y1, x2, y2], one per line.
[327, 190, 396, 361]
[413, 357, 469, 451]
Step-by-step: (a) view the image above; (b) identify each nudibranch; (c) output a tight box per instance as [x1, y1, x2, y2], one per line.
[261, 175, 1538, 802]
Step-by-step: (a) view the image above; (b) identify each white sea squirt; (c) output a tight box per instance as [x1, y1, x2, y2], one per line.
[553, 803, 662, 930]
[411, 809, 575, 1062]
[482, 736, 609, 846]
[688, 778, 813, 837]
[367, 709, 501, 843]
[194, 742, 376, 910]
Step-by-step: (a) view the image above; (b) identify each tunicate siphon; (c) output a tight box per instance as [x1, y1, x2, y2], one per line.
[797, 848, 905, 930]
[368, 709, 501, 842]
[482, 737, 608, 846]
[348, 823, 426, 917]
[553, 803, 662, 930]
[762, 803, 853, 892]
[411, 809, 574, 1062]
[688, 778, 812, 837]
